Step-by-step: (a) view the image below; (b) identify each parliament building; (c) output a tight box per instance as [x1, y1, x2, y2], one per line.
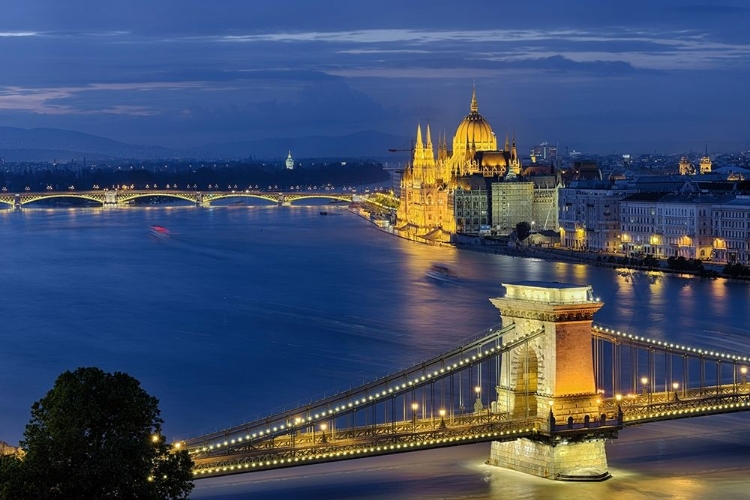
[395, 87, 557, 242]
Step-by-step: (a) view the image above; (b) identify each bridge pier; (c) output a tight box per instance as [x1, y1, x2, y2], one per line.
[488, 281, 613, 481]
[489, 436, 609, 481]
[14, 194, 21, 209]
[103, 190, 118, 207]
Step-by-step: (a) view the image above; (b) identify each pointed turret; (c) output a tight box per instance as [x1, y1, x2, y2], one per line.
[470, 84, 478, 113]
[426, 122, 434, 154]
[504, 135, 510, 152]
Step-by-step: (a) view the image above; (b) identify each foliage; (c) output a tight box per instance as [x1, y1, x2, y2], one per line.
[723, 262, 750, 278]
[642, 255, 659, 269]
[515, 221, 531, 241]
[666, 256, 704, 272]
[1, 367, 193, 500]
[0, 160, 389, 192]
[0, 455, 27, 499]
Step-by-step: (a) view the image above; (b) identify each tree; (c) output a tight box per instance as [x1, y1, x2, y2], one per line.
[5, 367, 193, 500]
[515, 221, 532, 241]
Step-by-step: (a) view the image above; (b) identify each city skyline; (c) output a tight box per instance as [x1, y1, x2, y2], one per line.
[1, 1, 749, 153]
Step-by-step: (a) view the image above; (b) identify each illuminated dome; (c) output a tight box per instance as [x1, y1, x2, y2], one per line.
[453, 87, 497, 154]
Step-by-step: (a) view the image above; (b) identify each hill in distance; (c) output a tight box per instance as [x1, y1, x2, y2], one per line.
[0, 127, 411, 162]
[0, 126, 179, 161]
[191, 131, 412, 160]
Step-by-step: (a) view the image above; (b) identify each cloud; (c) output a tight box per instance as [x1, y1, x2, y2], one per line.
[0, 32, 38, 37]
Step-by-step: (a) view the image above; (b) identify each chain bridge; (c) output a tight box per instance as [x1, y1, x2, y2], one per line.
[0, 190, 354, 208]
[182, 281, 750, 482]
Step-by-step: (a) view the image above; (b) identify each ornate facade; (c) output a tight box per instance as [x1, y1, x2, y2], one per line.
[396, 87, 522, 241]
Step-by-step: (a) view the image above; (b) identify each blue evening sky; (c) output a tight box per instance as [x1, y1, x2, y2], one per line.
[1, 1, 749, 153]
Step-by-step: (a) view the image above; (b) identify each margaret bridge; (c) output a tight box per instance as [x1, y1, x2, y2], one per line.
[180, 281, 750, 481]
[0, 190, 359, 208]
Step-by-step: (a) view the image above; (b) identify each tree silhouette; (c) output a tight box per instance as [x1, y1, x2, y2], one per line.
[1, 367, 193, 499]
[516, 221, 532, 241]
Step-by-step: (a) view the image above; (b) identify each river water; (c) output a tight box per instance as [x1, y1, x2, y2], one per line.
[1, 205, 750, 499]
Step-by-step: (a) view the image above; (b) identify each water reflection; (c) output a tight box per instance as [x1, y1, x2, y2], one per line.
[2, 208, 750, 500]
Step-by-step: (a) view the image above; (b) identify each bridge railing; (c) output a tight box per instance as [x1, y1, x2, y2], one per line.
[184, 325, 550, 457]
[183, 322, 512, 447]
[591, 323, 750, 418]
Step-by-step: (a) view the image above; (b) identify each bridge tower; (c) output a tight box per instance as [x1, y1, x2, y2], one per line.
[488, 281, 610, 480]
[104, 190, 118, 207]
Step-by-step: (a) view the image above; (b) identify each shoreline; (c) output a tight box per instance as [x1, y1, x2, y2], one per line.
[351, 206, 748, 282]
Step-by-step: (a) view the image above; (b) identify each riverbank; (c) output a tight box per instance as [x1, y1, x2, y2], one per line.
[350, 206, 746, 281]
[454, 238, 747, 281]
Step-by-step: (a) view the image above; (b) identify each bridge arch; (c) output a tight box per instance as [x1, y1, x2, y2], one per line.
[202, 193, 278, 205]
[20, 193, 105, 206]
[117, 192, 199, 205]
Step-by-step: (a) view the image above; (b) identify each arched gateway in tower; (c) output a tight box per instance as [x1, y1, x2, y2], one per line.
[487, 281, 613, 481]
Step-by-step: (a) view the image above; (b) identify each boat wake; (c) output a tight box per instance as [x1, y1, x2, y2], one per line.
[426, 263, 460, 284]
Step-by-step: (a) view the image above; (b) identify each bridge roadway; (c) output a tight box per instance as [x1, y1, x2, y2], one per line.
[184, 323, 517, 448]
[183, 319, 750, 479]
[0, 190, 355, 207]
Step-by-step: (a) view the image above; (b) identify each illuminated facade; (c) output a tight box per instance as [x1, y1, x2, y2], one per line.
[678, 156, 693, 175]
[396, 87, 522, 241]
[711, 196, 750, 265]
[491, 181, 533, 235]
[285, 151, 294, 170]
[559, 181, 631, 252]
[619, 193, 723, 259]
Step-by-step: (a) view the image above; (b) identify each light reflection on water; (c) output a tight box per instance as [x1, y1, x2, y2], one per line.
[1, 207, 750, 498]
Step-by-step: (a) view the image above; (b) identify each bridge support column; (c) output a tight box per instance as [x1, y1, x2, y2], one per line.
[489, 436, 609, 481]
[14, 194, 21, 209]
[195, 193, 210, 207]
[488, 281, 611, 481]
[103, 190, 118, 207]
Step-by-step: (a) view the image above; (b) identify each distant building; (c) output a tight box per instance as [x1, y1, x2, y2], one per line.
[530, 142, 557, 163]
[620, 192, 726, 259]
[531, 176, 559, 232]
[454, 176, 489, 234]
[559, 180, 633, 252]
[285, 151, 294, 170]
[396, 86, 521, 241]
[491, 180, 533, 235]
[678, 156, 694, 175]
[711, 196, 750, 265]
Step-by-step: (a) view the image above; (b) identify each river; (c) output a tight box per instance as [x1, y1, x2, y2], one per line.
[1, 205, 749, 499]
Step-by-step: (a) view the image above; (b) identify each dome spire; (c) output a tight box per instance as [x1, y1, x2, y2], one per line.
[470, 84, 478, 113]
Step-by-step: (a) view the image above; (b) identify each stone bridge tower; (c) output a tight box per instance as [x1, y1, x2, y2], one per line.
[488, 281, 610, 481]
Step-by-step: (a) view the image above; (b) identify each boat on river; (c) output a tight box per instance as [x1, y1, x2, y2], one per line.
[426, 263, 458, 282]
[149, 225, 171, 239]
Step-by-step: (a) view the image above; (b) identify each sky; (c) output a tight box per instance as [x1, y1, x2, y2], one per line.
[1, 0, 749, 153]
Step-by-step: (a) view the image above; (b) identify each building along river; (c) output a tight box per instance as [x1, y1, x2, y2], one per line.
[1, 205, 749, 499]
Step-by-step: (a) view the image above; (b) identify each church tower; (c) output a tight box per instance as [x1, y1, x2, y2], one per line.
[285, 151, 294, 170]
[700, 146, 712, 174]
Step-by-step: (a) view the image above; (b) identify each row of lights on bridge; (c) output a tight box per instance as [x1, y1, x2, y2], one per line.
[192, 426, 535, 476]
[188, 343, 503, 453]
[594, 325, 750, 362]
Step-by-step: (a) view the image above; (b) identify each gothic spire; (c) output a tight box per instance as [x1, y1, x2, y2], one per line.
[470, 84, 478, 113]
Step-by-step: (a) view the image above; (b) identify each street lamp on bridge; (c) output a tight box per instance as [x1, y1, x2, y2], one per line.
[672, 382, 680, 401]
[741, 366, 748, 385]
[320, 423, 328, 443]
[411, 402, 419, 434]
[439, 409, 446, 430]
